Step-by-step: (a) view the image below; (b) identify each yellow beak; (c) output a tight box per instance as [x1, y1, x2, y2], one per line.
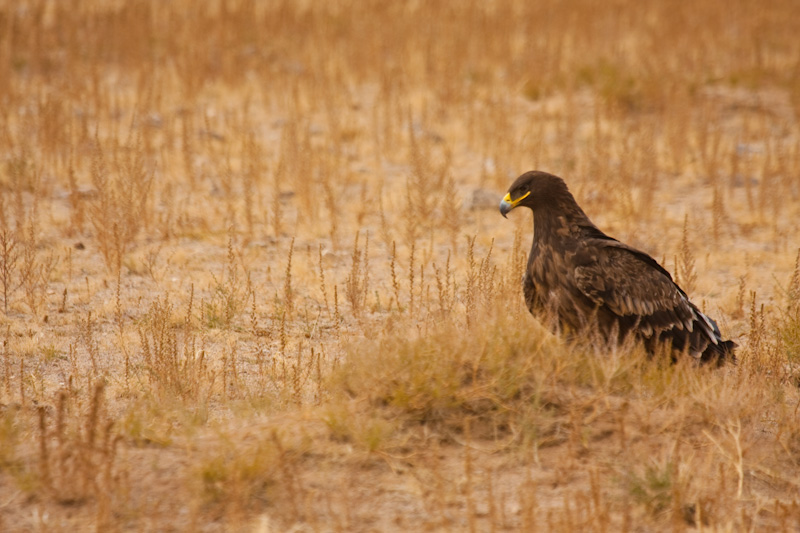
[499, 191, 530, 218]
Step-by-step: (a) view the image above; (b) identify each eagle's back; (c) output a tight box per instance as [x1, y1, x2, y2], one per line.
[527, 233, 735, 363]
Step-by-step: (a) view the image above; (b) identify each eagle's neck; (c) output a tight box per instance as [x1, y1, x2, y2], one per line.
[532, 199, 598, 247]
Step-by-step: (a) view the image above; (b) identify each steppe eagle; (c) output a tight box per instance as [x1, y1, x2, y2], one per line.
[499, 170, 736, 364]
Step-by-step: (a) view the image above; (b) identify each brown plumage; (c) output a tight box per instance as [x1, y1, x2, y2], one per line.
[500, 170, 736, 364]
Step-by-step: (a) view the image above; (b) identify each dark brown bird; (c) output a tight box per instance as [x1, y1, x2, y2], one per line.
[500, 170, 736, 364]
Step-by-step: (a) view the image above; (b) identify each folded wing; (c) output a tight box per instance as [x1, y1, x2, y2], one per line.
[573, 240, 732, 362]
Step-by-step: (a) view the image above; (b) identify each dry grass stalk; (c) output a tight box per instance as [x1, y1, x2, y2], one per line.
[408, 241, 416, 317]
[35, 385, 121, 506]
[318, 244, 330, 316]
[0, 228, 19, 314]
[283, 237, 295, 319]
[88, 137, 153, 273]
[390, 241, 400, 312]
[676, 215, 697, 296]
[344, 231, 369, 316]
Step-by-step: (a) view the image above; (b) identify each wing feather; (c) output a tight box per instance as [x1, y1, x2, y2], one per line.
[573, 240, 713, 348]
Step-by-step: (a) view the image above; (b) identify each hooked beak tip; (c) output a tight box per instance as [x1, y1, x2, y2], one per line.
[499, 200, 512, 219]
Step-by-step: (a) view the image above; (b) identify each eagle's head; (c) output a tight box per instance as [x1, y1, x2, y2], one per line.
[499, 170, 570, 218]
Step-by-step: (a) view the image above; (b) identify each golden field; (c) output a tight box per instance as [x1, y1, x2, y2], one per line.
[1, 0, 800, 530]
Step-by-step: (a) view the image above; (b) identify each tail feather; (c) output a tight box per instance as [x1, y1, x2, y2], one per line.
[700, 339, 737, 366]
[694, 311, 736, 366]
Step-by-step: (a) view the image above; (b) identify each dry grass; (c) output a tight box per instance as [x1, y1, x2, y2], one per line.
[1, 0, 800, 530]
